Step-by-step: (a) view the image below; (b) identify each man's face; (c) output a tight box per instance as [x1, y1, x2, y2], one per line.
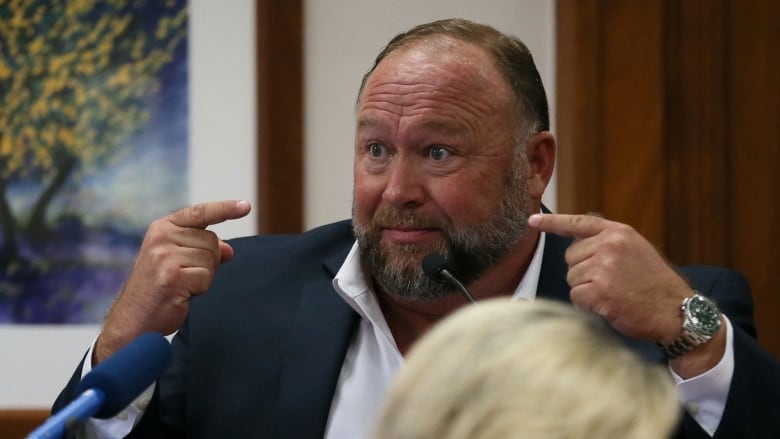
[352, 38, 533, 300]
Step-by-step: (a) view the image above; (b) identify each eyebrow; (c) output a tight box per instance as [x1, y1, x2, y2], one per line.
[356, 116, 380, 130]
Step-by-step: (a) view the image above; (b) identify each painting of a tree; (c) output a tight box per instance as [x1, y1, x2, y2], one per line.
[0, 0, 188, 323]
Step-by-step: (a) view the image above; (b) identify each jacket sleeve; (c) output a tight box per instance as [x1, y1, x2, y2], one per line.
[678, 267, 780, 439]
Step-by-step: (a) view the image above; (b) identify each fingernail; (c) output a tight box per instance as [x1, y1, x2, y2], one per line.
[528, 213, 542, 226]
[237, 200, 250, 211]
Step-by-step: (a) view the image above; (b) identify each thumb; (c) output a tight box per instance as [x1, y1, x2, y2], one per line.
[219, 240, 235, 262]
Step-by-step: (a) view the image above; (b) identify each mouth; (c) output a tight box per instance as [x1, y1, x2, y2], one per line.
[381, 226, 439, 244]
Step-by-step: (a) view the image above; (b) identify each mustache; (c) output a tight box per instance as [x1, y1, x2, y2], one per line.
[369, 207, 452, 230]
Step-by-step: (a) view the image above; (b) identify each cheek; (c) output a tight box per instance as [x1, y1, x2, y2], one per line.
[352, 170, 383, 219]
[432, 172, 504, 223]
[428, 179, 490, 222]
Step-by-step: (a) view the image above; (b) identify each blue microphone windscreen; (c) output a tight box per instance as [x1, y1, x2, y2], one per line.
[77, 332, 172, 418]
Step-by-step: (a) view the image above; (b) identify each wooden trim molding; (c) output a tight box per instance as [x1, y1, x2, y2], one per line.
[555, 0, 603, 215]
[556, 0, 666, 245]
[0, 409, 49, 438]
[256, 0, 303, 233]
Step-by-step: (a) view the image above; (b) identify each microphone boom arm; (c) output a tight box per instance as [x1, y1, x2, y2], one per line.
[440, 269, 477, 304]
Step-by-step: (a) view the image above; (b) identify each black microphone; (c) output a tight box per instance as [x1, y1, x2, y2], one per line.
[28, 332, 172, 439]
[421, 253, 477, 303]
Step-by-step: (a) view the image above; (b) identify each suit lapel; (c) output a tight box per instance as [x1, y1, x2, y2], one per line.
[537, 232, 574, 303]
[275, 250, 359, 439]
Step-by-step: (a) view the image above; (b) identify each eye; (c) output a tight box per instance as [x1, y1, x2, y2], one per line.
[368, 143, 387, 158]
[427, 145, 450, 161]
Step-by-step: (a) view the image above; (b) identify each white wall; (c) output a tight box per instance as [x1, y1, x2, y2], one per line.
[1, 0, 554, 409]
[304, 0, 557, 229]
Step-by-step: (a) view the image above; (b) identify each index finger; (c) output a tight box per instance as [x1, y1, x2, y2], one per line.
[169, 200, 252, 229]
[527, 213, 612, 239]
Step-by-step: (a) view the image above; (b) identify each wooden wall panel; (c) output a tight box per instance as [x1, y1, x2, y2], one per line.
[557, 0, 780, 358]
[600, 1, 665, 245]
[728, 0, 780, 352]
[557, 1, 666, 245]
[664, 0, 730, 266]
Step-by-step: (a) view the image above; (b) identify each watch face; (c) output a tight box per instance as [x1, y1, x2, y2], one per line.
[688, 295, 721, 335]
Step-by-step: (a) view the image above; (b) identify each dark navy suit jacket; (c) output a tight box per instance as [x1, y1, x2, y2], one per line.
[53, 220, 780, 438]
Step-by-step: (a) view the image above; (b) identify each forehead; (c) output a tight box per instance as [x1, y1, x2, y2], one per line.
[358, 37, 512, 114]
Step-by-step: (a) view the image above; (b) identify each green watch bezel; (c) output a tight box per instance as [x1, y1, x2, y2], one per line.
[660, 293, 721, 358]
[684, 294, 721, 336]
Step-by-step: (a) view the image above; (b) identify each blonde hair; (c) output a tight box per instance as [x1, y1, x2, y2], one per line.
[373, 298, 680, 439]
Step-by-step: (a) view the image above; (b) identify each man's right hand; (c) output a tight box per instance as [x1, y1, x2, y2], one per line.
[93, 200, 252, 365]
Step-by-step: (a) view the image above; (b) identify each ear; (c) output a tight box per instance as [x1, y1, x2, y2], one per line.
[524, 131, 556, 199]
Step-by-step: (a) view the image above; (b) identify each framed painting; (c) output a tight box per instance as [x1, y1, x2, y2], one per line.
[0, 0, 262, 410]
[0, 0, 189, 324]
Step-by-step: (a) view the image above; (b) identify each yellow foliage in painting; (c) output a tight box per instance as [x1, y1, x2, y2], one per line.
[76, 60, 96, 75]
[111, 14, 132, 37]
[20, 126, 37, 144]
[62, 104, 77, 119]
[107, 65, 132, 87]
[49, 53, 76, 73]
[9, 8, 28, 28]
[0, 59, 10, 80]
[1, 145, 25, 178]
[31, 99, 49, 118]
[33, 142, 53, 168]
[0, 136, 12, 157]
[29, 35, 45, 55]
[0, 0, 188, 186]
[65, 0, 97, 17]
[131, 34, 147, 60]
[73, 86, 86, 105]
[97, 38, 113, 56]
[43, 77, 64, 95]
[32, 5, 45, 24]
[57, 129, 76, 147]
[40, 127, 56, 146]
[156, 17, 170, 40]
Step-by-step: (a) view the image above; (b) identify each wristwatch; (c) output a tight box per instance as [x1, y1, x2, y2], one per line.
[660, 293, 722, 358]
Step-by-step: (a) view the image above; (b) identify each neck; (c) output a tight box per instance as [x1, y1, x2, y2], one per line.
[375, 289, 468, 355]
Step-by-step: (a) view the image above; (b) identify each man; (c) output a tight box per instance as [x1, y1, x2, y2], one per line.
[54, 18, 779, 438]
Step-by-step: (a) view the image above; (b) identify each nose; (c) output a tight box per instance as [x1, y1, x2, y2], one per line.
[381, 157, 425, 208]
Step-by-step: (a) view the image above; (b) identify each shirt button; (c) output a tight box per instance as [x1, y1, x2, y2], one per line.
[116, 411, 129, 421]
[686, 402, 700, 414]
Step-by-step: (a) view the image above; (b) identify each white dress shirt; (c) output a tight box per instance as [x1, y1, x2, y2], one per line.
[79, 231, 732, 438]
[323, 233, 546, 439]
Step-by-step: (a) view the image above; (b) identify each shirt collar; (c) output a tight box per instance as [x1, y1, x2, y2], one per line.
[333, 231, 547, 321]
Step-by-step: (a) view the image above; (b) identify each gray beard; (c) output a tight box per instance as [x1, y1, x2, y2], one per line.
[353, 165, 532, 301]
